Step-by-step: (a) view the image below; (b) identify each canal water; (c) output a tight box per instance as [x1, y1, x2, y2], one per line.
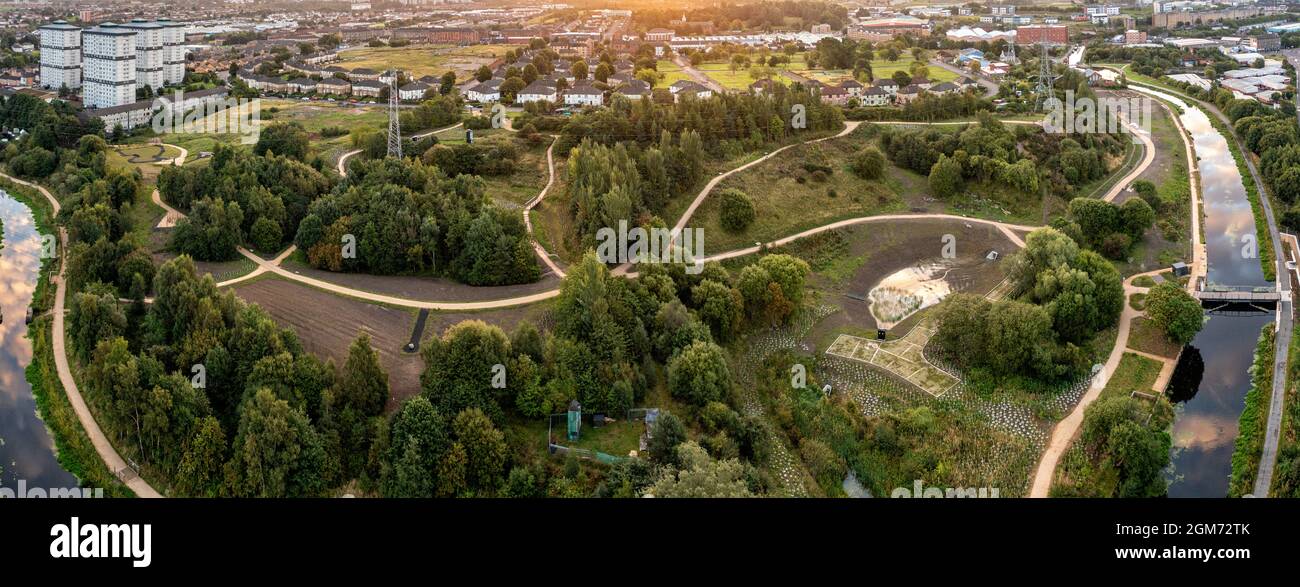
[1140, 88, 1272, 497]
[0, 191, 78, 492]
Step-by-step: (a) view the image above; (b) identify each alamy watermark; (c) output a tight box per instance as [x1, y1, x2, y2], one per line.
[152, 90, 261, 144]
[1043, 90, 1151, 142]
[595, 220, 704, 274]
[891, 479, 1000, 498]
[1, 479, 103, 498]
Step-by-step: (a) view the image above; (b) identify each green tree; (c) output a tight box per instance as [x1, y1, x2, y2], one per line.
[253, 122, 310, 161]
[226, 388, 328, 497]
[928, 154, 963, 199]
[1145, 282, 1204, 345]
[249, 216, 283, 254]
[175, 416, 227, 497]
[451, 408, 508, 493]
[667, 341, 732, 406]
[649, 441, 753, 498]
[647, 411, 687, 466]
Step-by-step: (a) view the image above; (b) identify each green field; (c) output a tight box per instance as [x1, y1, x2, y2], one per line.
[337, 43, 512, 81]
[784, 53, 957, 85]
[695, 62, 762, 90]
[654, 60, 697, 88]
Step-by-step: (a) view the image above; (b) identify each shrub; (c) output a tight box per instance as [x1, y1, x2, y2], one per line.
[718, 188, 755, 232]
[250, 216, 283, 253]
[851, 146, 886, 180]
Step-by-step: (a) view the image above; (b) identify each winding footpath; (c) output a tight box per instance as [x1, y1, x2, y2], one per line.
[0, 172, 162, 498]
[1028, 84, 1207, 497]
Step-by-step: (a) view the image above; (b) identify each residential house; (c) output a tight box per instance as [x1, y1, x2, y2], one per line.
[895, 84, 924, 103]
[466, 79, 502, 102]
[518, 80, 558, 103]
[350, 67, 381, 81]
[317, 77, 352, 96]
[860, 86, 890, 106]
[928, 81, 960, 95]
[399, 81, 431, 101]
[668, 80, 712, 101]
[563, 82, 604, 106]
[352, 79, 384, 98]
[288, 77, 317, 94]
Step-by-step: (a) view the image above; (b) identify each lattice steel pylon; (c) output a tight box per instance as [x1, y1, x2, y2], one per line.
[387, 74, 402, 158]
[1034, 42, 1056, 112]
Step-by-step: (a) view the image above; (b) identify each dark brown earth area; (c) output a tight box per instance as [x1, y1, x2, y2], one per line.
[232, 277, 551, 409]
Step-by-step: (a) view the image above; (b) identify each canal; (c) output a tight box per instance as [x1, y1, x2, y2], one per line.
[0, 191, 78, 493]
[1138, 87, 1273, 497]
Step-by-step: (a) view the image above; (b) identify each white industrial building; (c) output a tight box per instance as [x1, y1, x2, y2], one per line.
[83, 23, 138, 109]
[38, 20, 82, 91]
[119, 19, 165, 91]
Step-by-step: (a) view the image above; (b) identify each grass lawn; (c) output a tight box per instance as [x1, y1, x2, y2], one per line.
[784, 53, 957, 84]
[1127, 316, 1183, 359]
[696, 62, 763, 90]
[654, 60, 696, 87]
[694, 125, 910, 254]
[1103, 352, 1165, 398]
[337, 44, 511, 81]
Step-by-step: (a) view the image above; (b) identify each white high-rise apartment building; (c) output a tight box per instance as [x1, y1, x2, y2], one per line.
[158, 18, 187, 85]
[38, 20, 82, 91]
[120, 19, 164, 91]
[82, 23, 138, 109]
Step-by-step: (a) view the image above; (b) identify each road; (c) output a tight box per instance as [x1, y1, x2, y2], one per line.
[673, 54, 727, 94]
[928, 59, 998, 98]
[0, 172, 162, 498]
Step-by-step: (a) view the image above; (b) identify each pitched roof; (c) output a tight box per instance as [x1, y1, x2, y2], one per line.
[521, 81, 557, 94]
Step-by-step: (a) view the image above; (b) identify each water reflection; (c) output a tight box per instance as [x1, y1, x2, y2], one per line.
[0, 192, 77, 490]
[1141, 89, 1272, 497]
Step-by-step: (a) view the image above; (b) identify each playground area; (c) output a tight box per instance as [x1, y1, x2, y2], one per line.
[825, 321, 959, 397]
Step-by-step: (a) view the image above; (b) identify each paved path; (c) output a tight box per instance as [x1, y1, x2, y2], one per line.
[674, 54, 727, 94]
[1029, 269, 1174, 497]
[521, 136, 565, 278]
[1100, 112, 1156, 203]
[0, 172, 162, 498]
[664, 121, 864, 247]
[697, 214, 1036, 265]
[336, 121, 464, 176]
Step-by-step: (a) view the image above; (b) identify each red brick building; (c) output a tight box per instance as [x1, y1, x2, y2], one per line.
[1016, 25, 1068, 45]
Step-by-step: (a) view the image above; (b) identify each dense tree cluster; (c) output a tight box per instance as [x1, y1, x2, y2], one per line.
[933, 228, 1123, 387]
[556, 86, 844, 158]
[294, 156, 538, 285]
[0, 94, 105, 178]
[160, 143, 332, 260]
[1062, 196, 1155, 260]
[880, 114, 1124, 200]
[1064, 395, 1172, 497]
